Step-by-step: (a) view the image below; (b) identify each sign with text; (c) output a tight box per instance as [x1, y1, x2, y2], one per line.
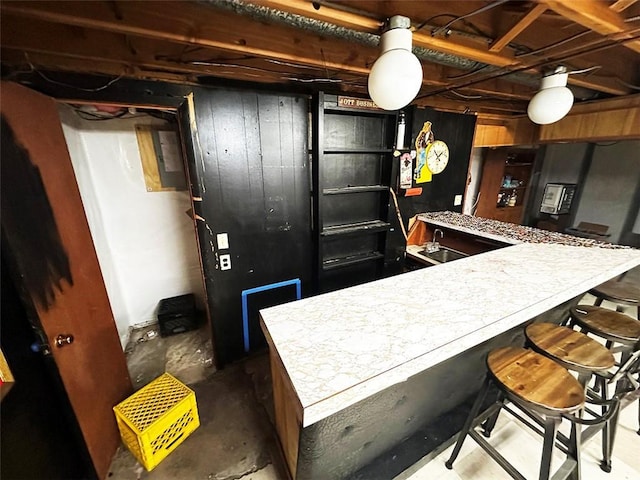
[337, 96, 381, 110]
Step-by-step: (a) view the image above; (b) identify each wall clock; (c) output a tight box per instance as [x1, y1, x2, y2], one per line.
[426, 140, 449, 174]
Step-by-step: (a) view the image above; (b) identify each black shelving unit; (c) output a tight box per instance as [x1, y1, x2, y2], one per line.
[312, 92, 397, 292]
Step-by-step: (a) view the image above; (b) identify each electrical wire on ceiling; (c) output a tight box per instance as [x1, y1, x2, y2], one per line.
[567, 66, 602, 75]
[156, 53, 255, 63]
[265, 58, 328, 70]
[70, 104, 176, 122]
[615, 78, 640, 90]
[430, 0, 510, 37]
[517, 30, 592, 58]
[71, 106, 144, 121]
[186, 59, 352, 84]
[448, 90, 484, 99]
[446, 65, 490, 80]
[415, 13, 491, 38]
[417, 28, 640, 102]
[25, 53, 124, 92]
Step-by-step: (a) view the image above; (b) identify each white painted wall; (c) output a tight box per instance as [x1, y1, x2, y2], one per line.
[59, 105, 206, 348]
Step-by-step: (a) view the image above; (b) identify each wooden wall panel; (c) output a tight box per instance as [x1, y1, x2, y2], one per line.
[473, 117, 538, 147]
[189, 88, 312, 365]
[539, 108, 640, 142]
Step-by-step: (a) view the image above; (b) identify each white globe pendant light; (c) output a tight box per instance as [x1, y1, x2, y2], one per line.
[527, 66, 574, 125]
[368, 16, 423, 111]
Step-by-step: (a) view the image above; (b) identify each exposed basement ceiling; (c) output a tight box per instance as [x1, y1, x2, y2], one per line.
[1, 0, 639, 118]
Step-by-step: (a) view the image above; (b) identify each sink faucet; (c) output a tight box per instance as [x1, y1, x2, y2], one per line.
[424, 229, 444, 253]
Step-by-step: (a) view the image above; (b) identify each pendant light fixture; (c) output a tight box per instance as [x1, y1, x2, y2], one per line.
[527, 66, 574, 125]
[368, 15, 423, 111]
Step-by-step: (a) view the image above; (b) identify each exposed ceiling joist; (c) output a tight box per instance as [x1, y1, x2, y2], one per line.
[489, 4, 548, 53]
[541, 0, 640, 53]
[1, 0, 638, 119]
[610, 0, 638, 12]
[0, 2, 537, 103]
[211, 0, 628, 95]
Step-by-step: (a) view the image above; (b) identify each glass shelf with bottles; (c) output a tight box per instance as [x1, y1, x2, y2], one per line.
[497, 190, 522, 208]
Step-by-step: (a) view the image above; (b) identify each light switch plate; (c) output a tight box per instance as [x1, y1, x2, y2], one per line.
[220, 254, 231, 271]
[454, 194, 463, 206]
[216, 233, 229, 250]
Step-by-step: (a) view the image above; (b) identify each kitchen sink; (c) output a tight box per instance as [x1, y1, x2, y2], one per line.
[417, 246, 468, 264]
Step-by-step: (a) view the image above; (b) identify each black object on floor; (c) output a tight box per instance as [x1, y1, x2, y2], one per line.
[157, 293, 200, 337]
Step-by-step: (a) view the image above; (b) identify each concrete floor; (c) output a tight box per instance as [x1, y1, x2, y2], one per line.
[107, 325, 287, 480]
[107, 268, 639, 480]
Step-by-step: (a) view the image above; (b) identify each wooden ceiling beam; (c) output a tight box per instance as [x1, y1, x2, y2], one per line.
[0, 16, 353, 88]
[0, 8, 536, 102]
[414, 95, 526, 116]
[610, 0, 638, 12]
[0, 0, 632, 97]
[251, 0, 519, 66]
[0, 1, 373, 77]
[540, 0, 640, 53]
[0, 49, 195, 85]
[489, 4, 548, 53]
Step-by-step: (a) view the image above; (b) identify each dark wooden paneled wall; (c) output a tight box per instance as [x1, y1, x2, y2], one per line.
[397, 108, 477, 220]
[188, 89, 312, 366]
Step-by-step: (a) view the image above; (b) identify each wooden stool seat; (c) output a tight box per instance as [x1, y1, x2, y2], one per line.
[571, 305, 640, 344]
[488, 346, 585, 413]
[589, 279, 640, 308]
[525, 323, 615, 377]
[446, 347, 586, 480]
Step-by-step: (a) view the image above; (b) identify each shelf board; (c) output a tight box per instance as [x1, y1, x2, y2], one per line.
[499, 186, 526, 191]
[321, 220, 391, 237]
[323, 148, 393, 155]
[323, 185, 388, 195]
[323, 105, 394, 116]
[322, 251, 384, 270]
[496, 205, 524, 209]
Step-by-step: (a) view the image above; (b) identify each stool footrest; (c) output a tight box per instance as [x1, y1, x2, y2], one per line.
[468, 430, 527, 480]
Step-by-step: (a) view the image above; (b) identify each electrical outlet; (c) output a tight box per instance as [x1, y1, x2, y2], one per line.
[220, 254, 231, 271]
[216, 232, 229, 250]
[454, 194, 463, 206]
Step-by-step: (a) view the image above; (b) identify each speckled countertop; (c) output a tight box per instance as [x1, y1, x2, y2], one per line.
[261, 242, 640, 427]
[417, 211, 627, 248]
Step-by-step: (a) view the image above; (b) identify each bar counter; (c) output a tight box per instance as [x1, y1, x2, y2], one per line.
[260, 220, 640, 479]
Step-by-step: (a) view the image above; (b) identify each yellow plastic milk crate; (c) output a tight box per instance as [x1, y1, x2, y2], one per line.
[113, 372, 200, 471]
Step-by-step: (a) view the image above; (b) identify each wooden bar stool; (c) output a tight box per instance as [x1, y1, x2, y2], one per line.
[525, 323, 617, 473]
[569, 305, 640, 350]
[589, 278, 639, 319]
[446, 347, 585, 480]
[569, 305, 640, 470]
[525, 322, 615, 387]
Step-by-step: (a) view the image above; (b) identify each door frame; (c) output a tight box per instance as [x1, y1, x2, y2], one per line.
[0, 79, 213, 479]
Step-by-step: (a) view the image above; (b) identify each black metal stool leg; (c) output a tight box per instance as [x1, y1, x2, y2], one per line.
[445, 375, 492, 470]
[601, 374, 631, 473]
[481, 390, 505, 438]
[568, 411, 582, 480]
[539, 415, 560, 480]
[595, 376, 613, 473]
[594, 297, 604, 307]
